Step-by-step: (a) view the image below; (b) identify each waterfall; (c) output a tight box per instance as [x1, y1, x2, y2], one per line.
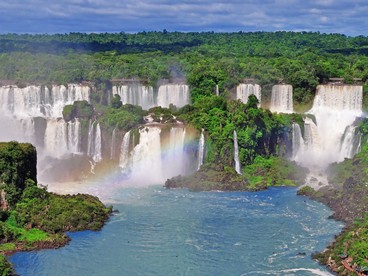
[112, 84, 154, 110]
[112, 83, 190, 109]
[110, 128, 117, 160]
[339, 126, 362, 160]
[197, 129, 205, 170]
[87, 120, 102, 163]
[87, 120, 94, 157]
[216, 84, 219, 96]
[291, 123, 304, 161]
[44, 119, 81, 158]
[295, 85, 363, 189]
[93, 123, 102, 163]
[20, 118, 36, 144]
[130, 127, 163, 183]
[270, 84, 293, 113]
[0, 84, 90, 119]
[67, 119, 81, 154]
[120, 126, 196, 184]
[0, 83, 89, 162]
[311, 84, 362, 111]
[119, 131, 131, 173]
[305, 85, 363, 166]
[236, 84, 261, 106]
[303, 118, 320, 151]
[233, 130, 241, 174]
[157, 84, 190, 108]
[163, 127, 186, 178]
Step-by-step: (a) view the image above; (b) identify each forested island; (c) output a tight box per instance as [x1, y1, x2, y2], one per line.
[1, 31, 368, 274]
[0, 142, 111, 274]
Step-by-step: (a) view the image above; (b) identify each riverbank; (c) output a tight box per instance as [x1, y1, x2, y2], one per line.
[298, 183, 368, 275]
[297, 145, 368, 275]
[166, 151, 368, 275]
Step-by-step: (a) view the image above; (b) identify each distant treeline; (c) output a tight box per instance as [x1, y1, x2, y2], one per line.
[1, 31, 368, 104]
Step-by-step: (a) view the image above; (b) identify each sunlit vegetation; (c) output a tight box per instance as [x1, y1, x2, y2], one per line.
[1, 31, 368, 106]
[0, 142, 111, 274]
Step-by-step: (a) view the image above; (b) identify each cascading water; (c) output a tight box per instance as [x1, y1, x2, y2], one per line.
[0, 83, 90, 177]
[236, 84, 261, 106]
[112, 84, 154, 110]
[339, 126, 362, 160]
[130, 127, 163, 183]
[119, 126, 195, 184]
[44, 119, 81, 158]
[66, 119, 81, 154]
[302, 118, 320, 160]
[110, 128, 117, 160]
[293, 84, 363, 189]
[164, 127, 186, 178]
[305, 85, 362, 165]
[93, 123, 102, 163]
[270, 84, 293, 113]
[157, 84, 190, 108]
[0, 84, 90, 119]
[233, 130, 241, 174]
[291, 123, 304, 162]
[20, 118, 36, 144]
[87, 120, 102, 163]
[197, 129, 205, 170]
[119, 131, 131, 174]
[87, 120, 94, 157]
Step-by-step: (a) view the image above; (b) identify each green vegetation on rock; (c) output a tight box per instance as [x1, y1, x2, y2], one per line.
[295, 119, 368, 274]
[0, 142, 111, 275]
[63, 100, 94, 122]
[244, 156, 307, 189]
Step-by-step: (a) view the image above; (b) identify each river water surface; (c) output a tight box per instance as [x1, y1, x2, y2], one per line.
[9, 186, 343, 275]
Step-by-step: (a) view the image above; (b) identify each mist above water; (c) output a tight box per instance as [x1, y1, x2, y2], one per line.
[292, 84, 363, 188]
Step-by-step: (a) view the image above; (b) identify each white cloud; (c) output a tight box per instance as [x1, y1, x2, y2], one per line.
[0, 0, 367, 35]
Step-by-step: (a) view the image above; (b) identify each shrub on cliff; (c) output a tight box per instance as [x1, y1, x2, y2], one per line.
[63, 100, 94, 122]
[0, 142, 37, 209]
[0, 142, 112, 275]
[15, 190, 111, 233]
[0, 255, 12, 276]
[100, 104, 146, 131]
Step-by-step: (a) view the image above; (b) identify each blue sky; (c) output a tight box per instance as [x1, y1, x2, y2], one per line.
[1, 0, 367, 36]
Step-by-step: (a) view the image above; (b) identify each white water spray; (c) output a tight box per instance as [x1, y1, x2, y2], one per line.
[119, 131, 131, 173]
[233, 130, 241, 174]
[130, 127, 163, 184]
[112, 84, 154, 110]
[293, 84, 363, 189]
[0, 84, 90, 119]
[44, 119, 81, 158]
[110, 128, 117, 160]
[236, 84, 261, 106]
[197, 129, 205, 170]
[87, 120, 102, 163]
[270, 84, 293, 113]
[157, 84, 190, 108]
[291, 123, 304, 162]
